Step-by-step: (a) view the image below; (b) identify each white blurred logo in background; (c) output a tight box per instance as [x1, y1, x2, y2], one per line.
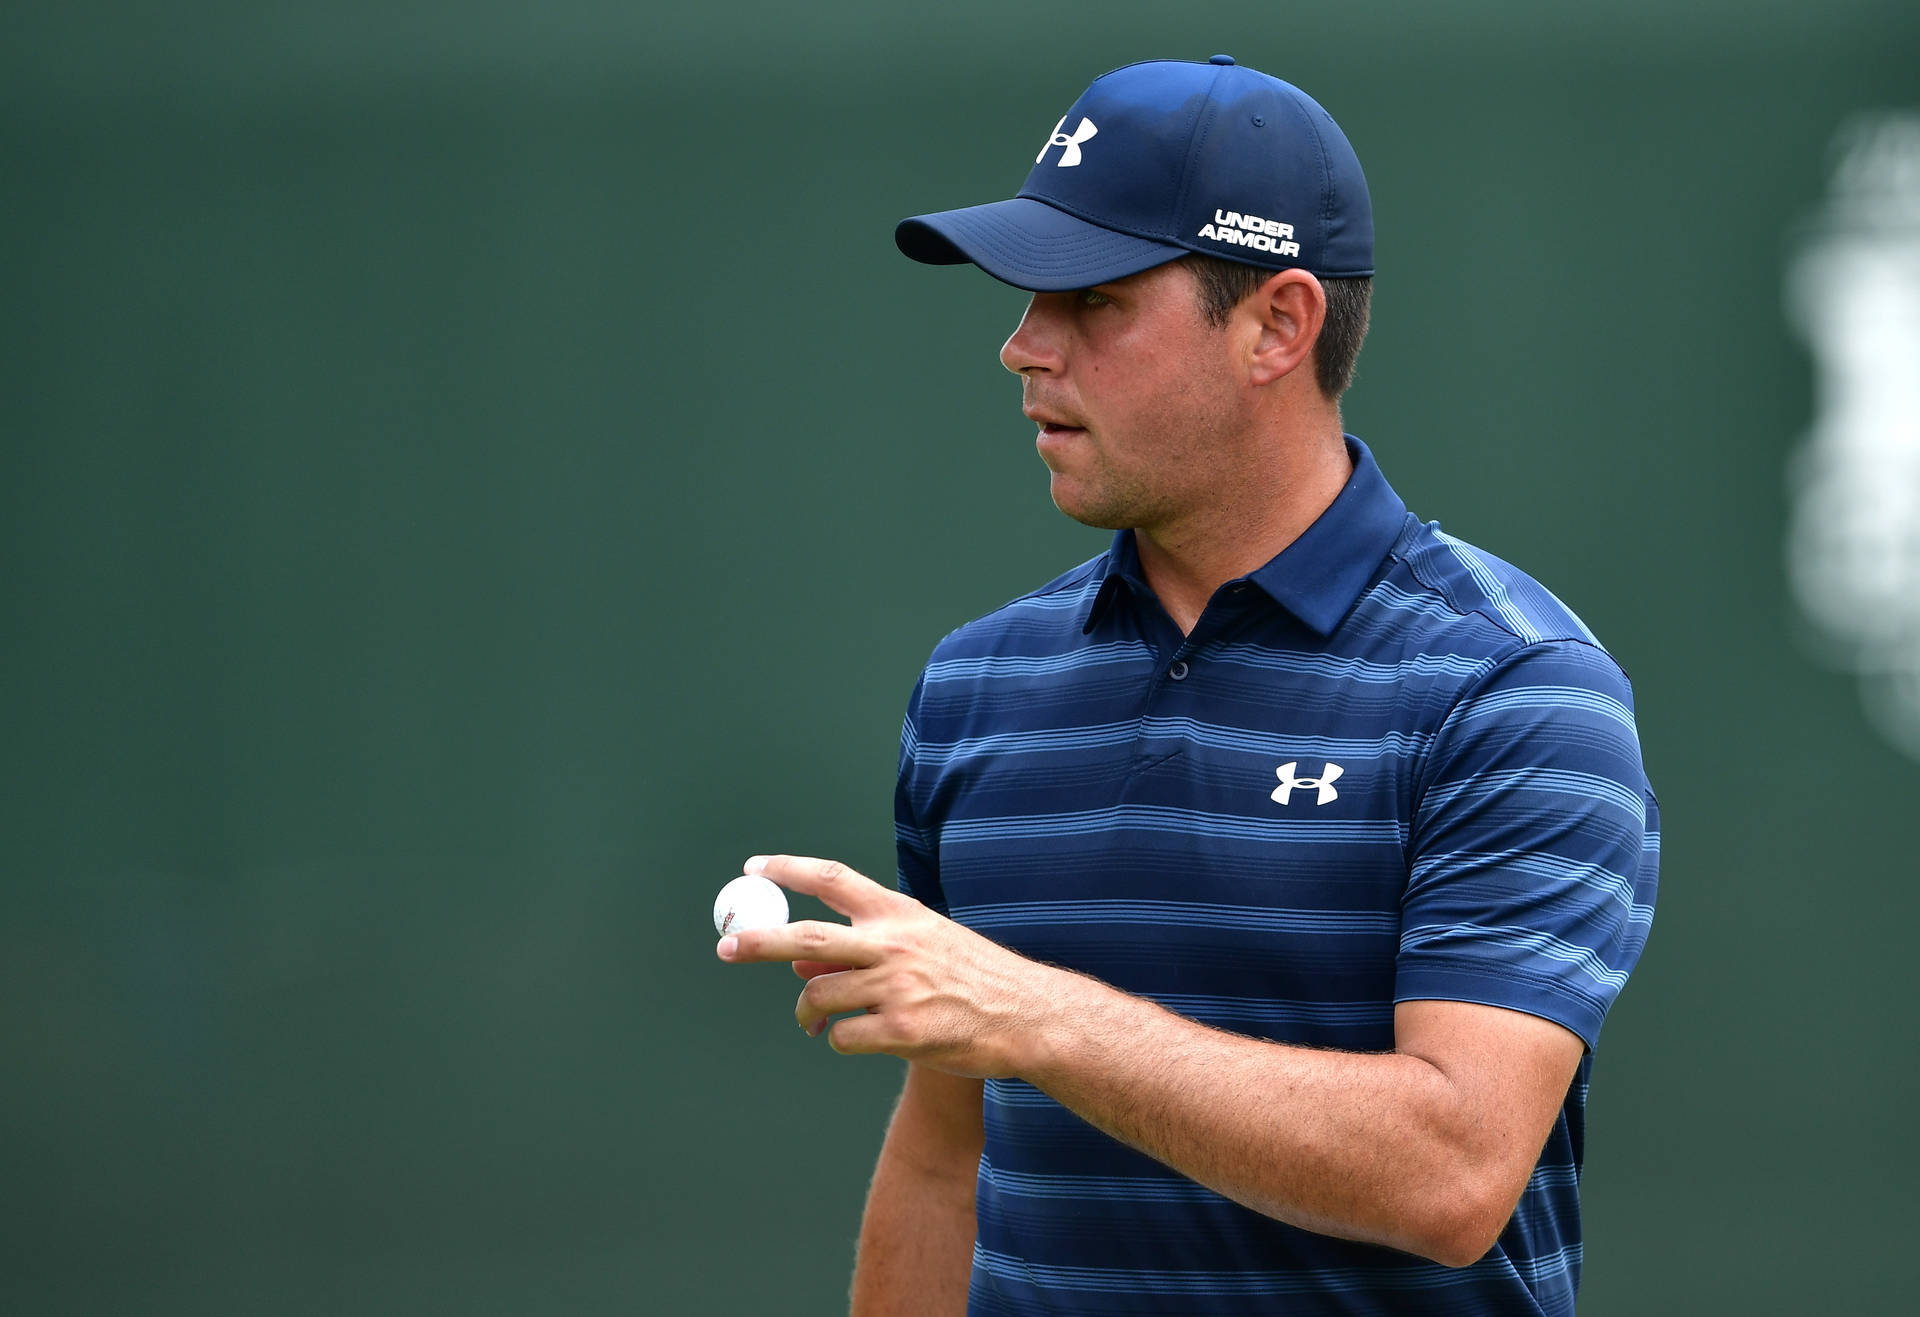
[1786, 112, 1920, 762]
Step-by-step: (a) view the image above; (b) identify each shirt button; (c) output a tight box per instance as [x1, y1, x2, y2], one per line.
[1168, 660, 1190, 681]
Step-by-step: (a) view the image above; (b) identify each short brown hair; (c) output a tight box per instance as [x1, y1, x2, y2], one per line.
[1182, 254, 1372, 399]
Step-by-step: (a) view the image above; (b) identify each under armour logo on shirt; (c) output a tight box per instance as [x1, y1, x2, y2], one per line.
[1272, 761, 1344, 806]
[1037, 116, 1098, 167]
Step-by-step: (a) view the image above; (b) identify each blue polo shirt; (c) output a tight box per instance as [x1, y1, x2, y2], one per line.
[894, 438, 1659, 1317]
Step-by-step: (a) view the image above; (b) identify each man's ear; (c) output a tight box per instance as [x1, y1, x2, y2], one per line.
[1246, 269, 1326, 389]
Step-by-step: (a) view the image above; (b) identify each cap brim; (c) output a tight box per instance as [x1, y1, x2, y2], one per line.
[895, 197, 1189, 292]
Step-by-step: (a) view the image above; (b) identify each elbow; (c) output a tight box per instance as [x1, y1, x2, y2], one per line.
[1405, 1174, 1520, 1274]
[1409, 1181, 1515, 1270]
[1422, 1223, 1503, 1271]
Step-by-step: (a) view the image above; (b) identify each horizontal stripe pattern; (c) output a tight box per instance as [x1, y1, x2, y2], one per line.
[960, 898, 1398, 936]
[974, 1243, 1585, 1296]
[911, 718, 1437, 768]
[941, 805, 1408, 847]
[900, 442, 1657, 1315]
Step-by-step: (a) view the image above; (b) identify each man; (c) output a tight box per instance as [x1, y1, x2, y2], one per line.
[718, 56, 1659, 1315]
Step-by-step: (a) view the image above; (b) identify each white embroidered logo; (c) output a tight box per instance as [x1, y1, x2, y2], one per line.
[1272, 761, 1344, 806]
[1037, 116, 1098, 167]
[1198, 208, 1301, 257]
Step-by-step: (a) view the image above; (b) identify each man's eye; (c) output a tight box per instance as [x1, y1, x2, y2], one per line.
[1079, 289, 1111, 307]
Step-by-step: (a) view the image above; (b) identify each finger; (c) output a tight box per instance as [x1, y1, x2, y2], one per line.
[745, 854, 900, 920]
[795, 967, 882, 1036]
[793, 959, 854, 980]
[825, 1010, 900, 1056]
[718, 919, 876, 968]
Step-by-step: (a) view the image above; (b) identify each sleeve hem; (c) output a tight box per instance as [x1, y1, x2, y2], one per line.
[1394, 970, 1605, 1052]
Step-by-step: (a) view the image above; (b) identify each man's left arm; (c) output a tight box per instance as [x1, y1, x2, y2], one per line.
[1015, 980, 1584, 1267]
[720, 858, 1580, 1267]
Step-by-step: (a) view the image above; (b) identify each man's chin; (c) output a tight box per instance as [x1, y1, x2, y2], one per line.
[1047, 478, 1131, 531]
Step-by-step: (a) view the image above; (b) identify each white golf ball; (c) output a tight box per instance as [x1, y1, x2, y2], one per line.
[713, 874, 789, 936]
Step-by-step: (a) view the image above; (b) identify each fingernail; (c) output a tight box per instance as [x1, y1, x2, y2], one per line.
[809, 1019, 826, 1038]
[717, 936, 738, 959]
[744, 856, 767, 874]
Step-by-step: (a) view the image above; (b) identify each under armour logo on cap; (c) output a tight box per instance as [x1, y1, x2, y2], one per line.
[1037, 116, 1098, 167]
[1272, 761, 1344, 806]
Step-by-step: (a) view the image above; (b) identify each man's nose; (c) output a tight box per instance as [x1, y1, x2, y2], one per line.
[1000, 295, 1068, 376]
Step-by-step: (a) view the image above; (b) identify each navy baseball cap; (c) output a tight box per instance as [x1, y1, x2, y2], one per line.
[896, 56, 1373, 291]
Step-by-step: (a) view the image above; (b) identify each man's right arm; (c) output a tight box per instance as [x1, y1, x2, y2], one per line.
[850, 1062, 983, 1316]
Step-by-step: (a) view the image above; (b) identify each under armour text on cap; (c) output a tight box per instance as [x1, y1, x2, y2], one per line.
[895, 55, 1374, 291]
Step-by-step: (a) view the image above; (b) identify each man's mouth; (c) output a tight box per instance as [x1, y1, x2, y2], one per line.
[1025, 406, 1087, 438]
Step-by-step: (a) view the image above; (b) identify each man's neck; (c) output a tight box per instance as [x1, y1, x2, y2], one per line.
[1133, 433, 1354, 636]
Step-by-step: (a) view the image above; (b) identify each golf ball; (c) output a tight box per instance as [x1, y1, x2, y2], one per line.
[714, 874, 789, 936]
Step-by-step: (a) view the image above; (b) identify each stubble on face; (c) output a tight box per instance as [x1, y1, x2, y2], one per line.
[1032, 378, 1224, 532]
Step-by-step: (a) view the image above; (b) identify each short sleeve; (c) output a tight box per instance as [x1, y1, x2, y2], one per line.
[895, 672, 947, 915]
[1397, 641, 1660, 1050]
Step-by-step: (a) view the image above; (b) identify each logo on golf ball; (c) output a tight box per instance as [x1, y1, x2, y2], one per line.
[713, 874, 789, 935]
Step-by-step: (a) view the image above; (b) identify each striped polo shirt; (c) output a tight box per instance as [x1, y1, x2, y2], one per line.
[894, 437, 1660, 1316]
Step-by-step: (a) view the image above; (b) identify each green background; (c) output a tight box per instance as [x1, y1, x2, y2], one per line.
[4, 3, 1916, 1312]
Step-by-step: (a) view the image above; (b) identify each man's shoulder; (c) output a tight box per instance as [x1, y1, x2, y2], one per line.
[924, 552, 1112, 666]
[1387, 518, 1614, 659]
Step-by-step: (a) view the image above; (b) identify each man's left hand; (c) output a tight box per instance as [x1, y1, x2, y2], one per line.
[716, 854, 1062, 1078]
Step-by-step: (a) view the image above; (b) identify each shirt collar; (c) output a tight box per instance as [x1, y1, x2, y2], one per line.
[1082, 436, 1408, 637]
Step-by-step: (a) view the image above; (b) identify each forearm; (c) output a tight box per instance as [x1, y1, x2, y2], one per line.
[1017, 973, 1505, 1266]
[850, 1068, 982, 1316]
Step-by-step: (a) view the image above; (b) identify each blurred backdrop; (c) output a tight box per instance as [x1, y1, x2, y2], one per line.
[4, 3, 1917, 1313]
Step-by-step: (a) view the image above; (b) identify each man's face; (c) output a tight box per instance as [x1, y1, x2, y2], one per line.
[999, 260, 1251, 532]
